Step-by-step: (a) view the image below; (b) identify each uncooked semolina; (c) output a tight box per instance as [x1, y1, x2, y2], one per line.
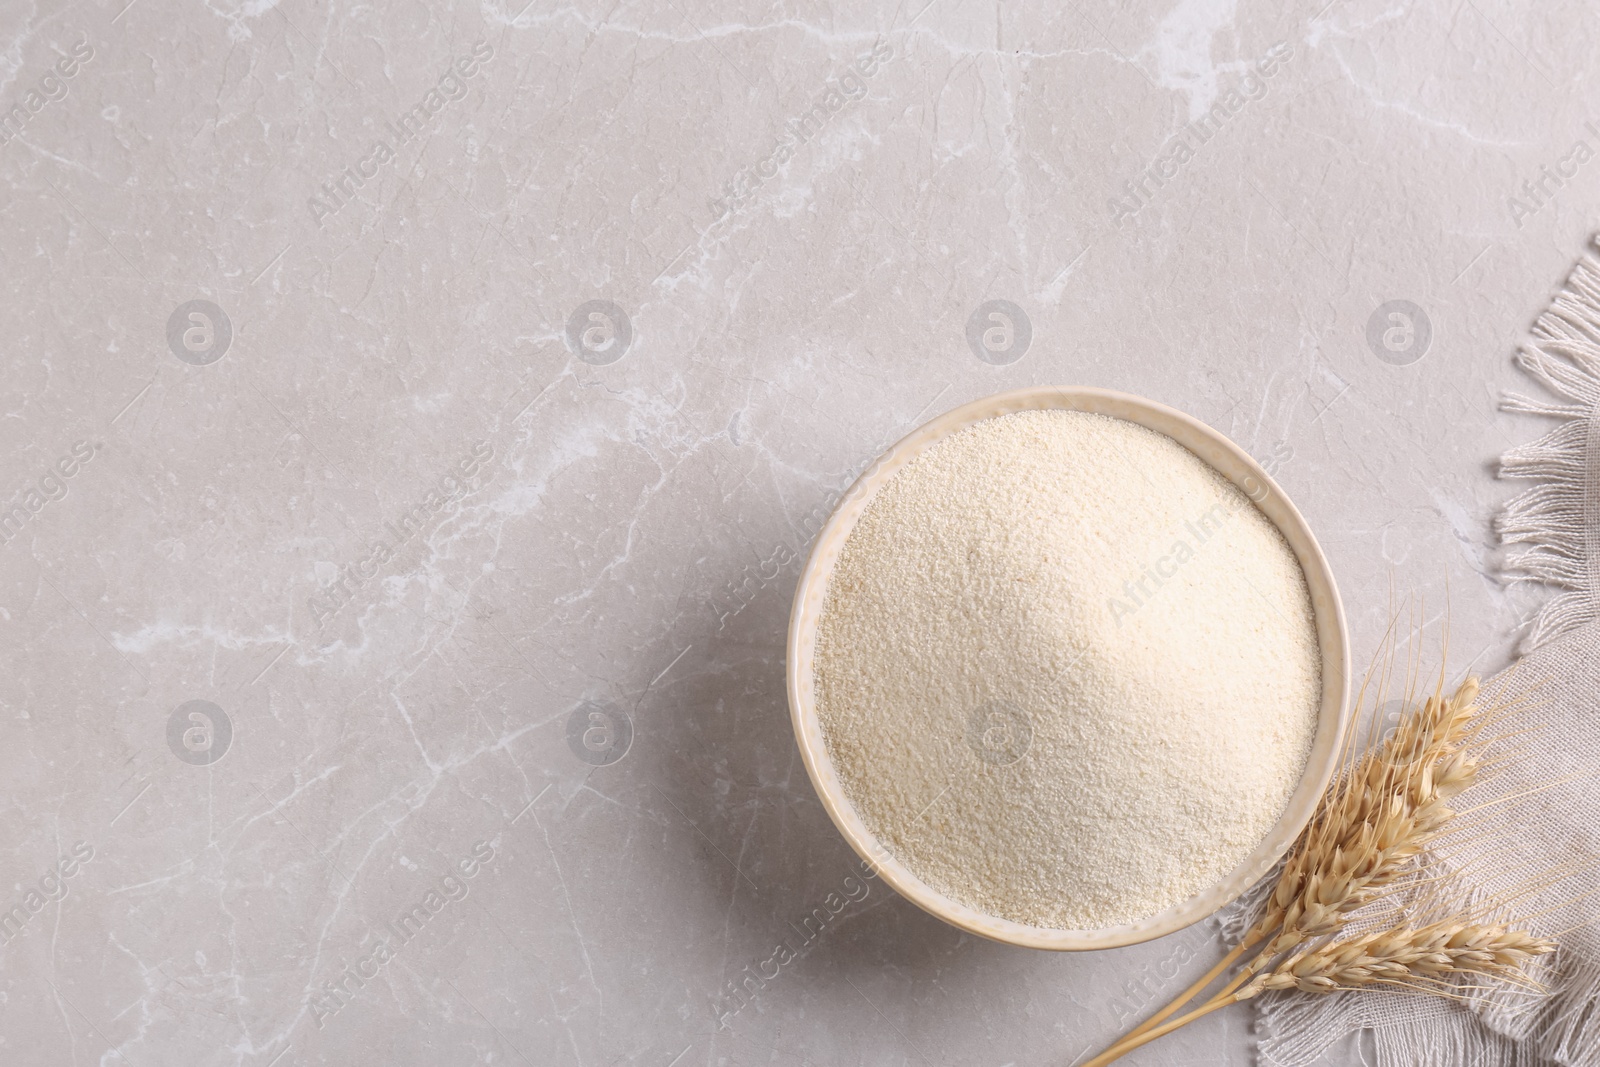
[813, 409, 1321, 930]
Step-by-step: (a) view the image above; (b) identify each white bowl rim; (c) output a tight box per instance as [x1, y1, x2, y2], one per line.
[785, 385, 1351, 951]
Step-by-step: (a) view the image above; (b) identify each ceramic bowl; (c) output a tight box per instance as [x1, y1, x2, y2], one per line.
[785, 385, 1350, 950]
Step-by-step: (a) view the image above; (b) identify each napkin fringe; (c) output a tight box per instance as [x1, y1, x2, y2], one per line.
[1255, 989, 1549, 1067]
[1498, 236, 1600, 654]
[1367, 1015, 1532, 1067]
[1526, 956, 1600, 1066]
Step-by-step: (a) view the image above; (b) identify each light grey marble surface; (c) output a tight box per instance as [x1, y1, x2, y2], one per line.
[0, 0, 1585, 1063]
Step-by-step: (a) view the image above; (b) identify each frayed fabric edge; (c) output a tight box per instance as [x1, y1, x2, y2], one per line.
[1479, 953, 1600, 1067]
[1498, 234, 1600, 655]
[1367, 1017, 1533, 1067]
[1256, 993, 1534, 1067]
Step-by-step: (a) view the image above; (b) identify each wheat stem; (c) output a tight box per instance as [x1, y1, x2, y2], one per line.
[1079, 994, 1239, 1067]
[1113, 929, 1267, 1045]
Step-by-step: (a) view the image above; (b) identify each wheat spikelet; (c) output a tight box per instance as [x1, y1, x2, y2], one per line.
[1081, 913, 1556, 1067]
[1237, 921, 1556, 998]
